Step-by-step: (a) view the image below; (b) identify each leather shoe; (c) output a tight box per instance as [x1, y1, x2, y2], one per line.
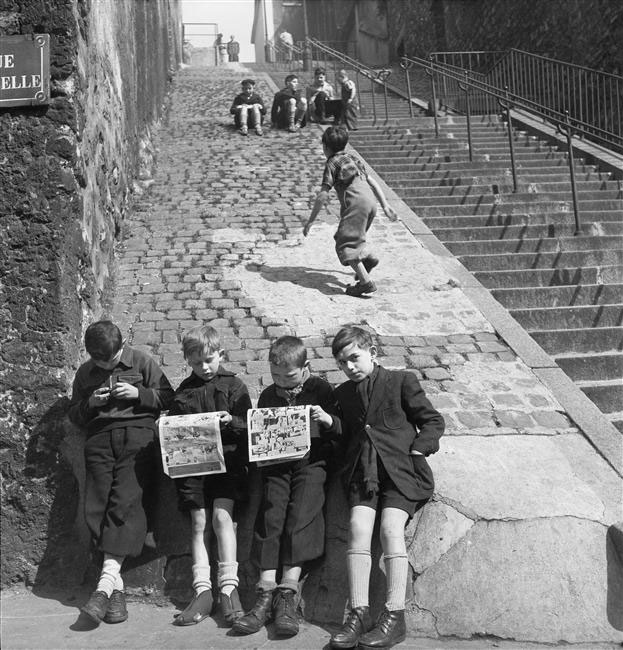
[220, 587, 243, 626]
[358, 608, 406, 648]
[330, 606, 372, 648]
[104, 590, 128, 624]
[173, 589, 213, 625]
[345, 280, 377, 297]
[272, 588, 299, 637]
[232, 588, 273, 635]
[81, 590, 109, 623]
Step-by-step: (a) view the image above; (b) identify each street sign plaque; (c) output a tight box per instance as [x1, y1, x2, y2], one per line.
[0, 34, 50, 107]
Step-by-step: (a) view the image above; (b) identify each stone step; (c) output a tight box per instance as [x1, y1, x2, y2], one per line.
[511, 304, 623, 330]
[491, 283, 623, 309]
[390, 179, 620, 197]
[531, 326, 623, 355]
[460, 249, 623, 272]
[378, 170, 609, 187]
[578, 381, 623, 414]
[434, 221, 623, 242]
[555, 352, 623, 382]
[473, 265, 623, 288]
[414, 198, 623, 216]
[444, 235, 623, 256]
[421, 210, 622, 229]
[370, 158, 590, 172]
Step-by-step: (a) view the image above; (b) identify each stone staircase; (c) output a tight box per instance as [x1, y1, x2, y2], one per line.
[348, 115, 623, 432]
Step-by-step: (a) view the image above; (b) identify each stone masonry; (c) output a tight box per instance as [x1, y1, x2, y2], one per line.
[94, 64, 623, 643]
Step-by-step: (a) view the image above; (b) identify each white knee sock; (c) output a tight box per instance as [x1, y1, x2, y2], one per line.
[347, 549, 371, 609]
[96, 553, 124, 597]
[192, 563, 212, 596]
[384, 553, 409, 611]
[217, 561, 239, 597]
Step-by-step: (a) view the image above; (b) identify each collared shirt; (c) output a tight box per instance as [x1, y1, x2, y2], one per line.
[68, 346, 174, 435]
[321, 151, 369, 194]
[307, 80, 335, 101]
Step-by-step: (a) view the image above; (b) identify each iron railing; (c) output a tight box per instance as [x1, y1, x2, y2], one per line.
[431, 49, 623, 153]
[306, 38, 393, 123]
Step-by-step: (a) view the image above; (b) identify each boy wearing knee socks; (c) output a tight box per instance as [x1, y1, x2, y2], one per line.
[329, 326, 444, 649]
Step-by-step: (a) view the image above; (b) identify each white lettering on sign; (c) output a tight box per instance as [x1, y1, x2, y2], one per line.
[0, 74, 41, 90]
[0, 54, 15, 68]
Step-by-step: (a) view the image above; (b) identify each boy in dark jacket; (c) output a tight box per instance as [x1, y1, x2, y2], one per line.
[329, 326, 444, 650]
[170, 325, 252, 626]
[68, 320, 174, 625]
[271, 74, 307, 132]
[233, 336, 340, 638]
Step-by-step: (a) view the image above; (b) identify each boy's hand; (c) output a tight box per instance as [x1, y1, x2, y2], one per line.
[216, 411, 232, 426]
[110, 381, 139, 401]
[302, 221, 312, 237]
[89, 387, 110, 408]
[310, 405, 332, 428]
[384, 205, 398, 221]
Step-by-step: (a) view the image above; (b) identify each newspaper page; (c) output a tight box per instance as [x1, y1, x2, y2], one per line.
[158, 412, 226, 478]
[247, 405, 311, 465]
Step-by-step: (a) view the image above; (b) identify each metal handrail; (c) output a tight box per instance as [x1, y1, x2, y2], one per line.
[432, 49, 623, 153]
[306, 37, 393, 123]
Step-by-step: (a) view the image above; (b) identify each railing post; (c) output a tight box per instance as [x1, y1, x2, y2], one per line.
[400, 56, 414, 118]
[426, 56, 440, 137]
[458, 70, 473, 162]
[498, 87, 519, 193]
[370, 73, 377, 124]
[557, 110, 582, 235]
[378, 69, 391, 123]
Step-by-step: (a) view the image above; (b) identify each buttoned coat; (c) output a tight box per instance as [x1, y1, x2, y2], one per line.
[335, 365, 444, 501]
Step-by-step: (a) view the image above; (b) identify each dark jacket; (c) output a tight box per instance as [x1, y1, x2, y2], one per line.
[169, 366, 251, 449]
[335, 365, 444, 501]
[68, 346, 174, 435]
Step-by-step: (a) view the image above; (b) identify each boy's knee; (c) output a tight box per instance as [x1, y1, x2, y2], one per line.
[190, 509, 207, 533]
[212, 507, 233, 530]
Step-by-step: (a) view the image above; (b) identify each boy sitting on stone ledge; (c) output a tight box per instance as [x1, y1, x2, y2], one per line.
[330, 325, 444, 649]
[230, 78, 266, 136]
[68, 320, 174, 626]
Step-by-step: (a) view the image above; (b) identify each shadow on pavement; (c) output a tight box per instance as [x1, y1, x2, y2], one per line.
[248, 263, 351, 295]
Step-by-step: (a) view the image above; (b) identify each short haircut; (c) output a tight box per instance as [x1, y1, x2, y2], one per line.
[337, 69, 348, 77]
[269, 335, 307, 368]
[182, 325, 221, 359]
[314, 67, 326, 76]
[285, 74, 298, 85]
[331, 325, 374, 357]
[241, 78, 255, 86]
[85, 320, 123, 361]
[322, 125, 349, 154]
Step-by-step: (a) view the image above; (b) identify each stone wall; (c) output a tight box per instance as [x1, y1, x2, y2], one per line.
[387, 0, 623, 73]
[0, 0, 182, 587]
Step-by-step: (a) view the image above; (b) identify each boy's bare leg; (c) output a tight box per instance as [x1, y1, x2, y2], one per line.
[250, 105, 263, 134]
[237, 105, 248, 133]
[349, 261, 371, 286]
[213, 498, 237, 596]
[379, 507, 409, 611]
[189, 508, 212, 595]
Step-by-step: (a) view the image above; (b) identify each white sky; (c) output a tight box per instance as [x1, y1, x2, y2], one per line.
[182, 0, 257, 62]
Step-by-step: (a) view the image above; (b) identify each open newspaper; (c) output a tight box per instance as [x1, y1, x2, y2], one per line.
[247, 405, 311, 466]
[158, 412, 226, 478]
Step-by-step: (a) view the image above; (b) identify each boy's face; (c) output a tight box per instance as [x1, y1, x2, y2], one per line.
[335, 342, 377, 382]
[287, 78, 298, 91]
[338, 73, 348, 83]
[187, 349, 223, 381]
[91, 344, 124, 370]
[270, 361, 308, 389]
[315, 73, 326, 84]
[241, 82, 254, 94]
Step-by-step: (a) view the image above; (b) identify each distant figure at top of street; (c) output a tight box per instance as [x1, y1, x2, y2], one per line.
[230, 78, 266, 136]
[337, 69, 358, 131]
[68, 320, 174, 626]
[307, 67, 340, 124]
[214, 33, 227, 65]
[271, 74, 307, 132]
[227, 35, 240, 62]
[279, 29, 294, 62]
[303, 126, 397, 297]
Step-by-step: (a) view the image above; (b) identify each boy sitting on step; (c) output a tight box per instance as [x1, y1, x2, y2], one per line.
[271, 74, 307, 132]
[303, 126, 397, 297]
